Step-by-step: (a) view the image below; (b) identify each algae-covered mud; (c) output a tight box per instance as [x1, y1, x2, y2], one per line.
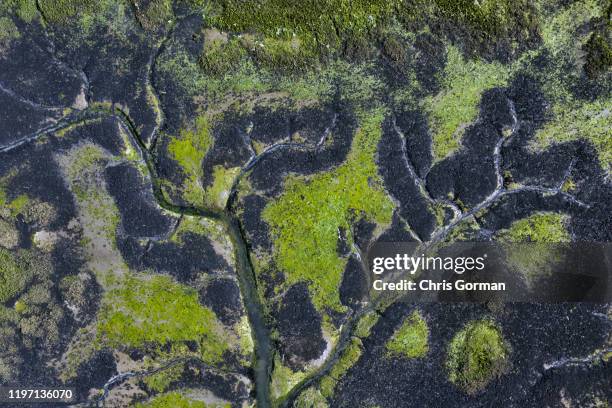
[0, 0, 610, 407]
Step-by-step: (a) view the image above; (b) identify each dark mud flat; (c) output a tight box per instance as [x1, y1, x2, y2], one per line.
[332, 303, 611, 408]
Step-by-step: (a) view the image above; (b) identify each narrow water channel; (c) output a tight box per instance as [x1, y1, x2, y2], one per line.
[115, 109, 273, 407]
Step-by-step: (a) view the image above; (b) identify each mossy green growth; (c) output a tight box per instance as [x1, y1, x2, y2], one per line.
[354, 311, 380, 338]
[8, 194, 29, 215]
[446, 319, 509, 394]
[205, 166, 241, 209]
[168, 115, 213, 207]
[496, 212, 570, 286]
[425, 45, 509, 161]
[171, 216, 229, 251]
[156, 50, 210, 97]
[211, 0, 399, 58]
[294, 387, 329, 408]
[263, 110, 394, 312]
[142, 364, 183, 393]
[0, 249, 32, 304]
[0, 187, 30, 217]
[320, 337, 362, 398]
[0, 0, 38, 22]
[533, 98, 611, 175]
[385, 310, 429, 358]
[270, 355, 307, 402]
[134, 392, 230, 408]
[199, 36, 247, 77]
[37, 0, 95, 23]
[132, 0, 172, 29]
[234, 315, 254, 363]
[497, 212, 570, 243]
[98, 273, 228, 364]
[561, 177, 576, 193]
[0, 16, 19, 49]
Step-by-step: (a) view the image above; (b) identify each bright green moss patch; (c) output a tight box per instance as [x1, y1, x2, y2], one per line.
[523, 1, 611, 175]
[320, 337, 362, 398]
[539, 0, 603, 90]
[205, 166, 241, 209]
[135, 392, 230, 408]
[168, 116, 213, 207]
[37, 0, 95, 23]
[497, 212, 570, 286]
[561, 177, 576, 192]
[0, 188, 30, 218]
[172, 216, 225, 245]
[0, 16, 19, 49]
[199, 36, 247, 76]
[294, 387, 329, 408]
[533, 98, 611, 175]
[234, 315, 254, 364]
[98, 273, 228, 364]
[143, 364, 183, 393]
[263, 110, 394, 312]
[354, 311, 380, 338]
[270, 355, 307, 402]
[497, 212, 570, 243]
[446, 319, 510, 394]
[156, 50, 210, 97]
[425, 45, 509, 161]
[8, 194, 29, 215]
[0, 0, 38, 22]
[385, 310, 429, 358]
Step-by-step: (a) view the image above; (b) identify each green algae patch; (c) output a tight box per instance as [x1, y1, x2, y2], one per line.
[0, 249, 33, 304]
[533, 98, 611, 175]
[354, 311, 380, 339]
[37, 0, 97, 24]
[294, 387, 329, 408]
[0, 189, 30, 218]
[168, 117, 241, 209]
[496, 212, 570, 286]
[143, 364, 184, 393]
[320, 337, 363, 398]
[131, 0, 172, 30]
[135, 391, 230, 408]
[263, 110, 394, 312]
[98, 273, 228, 364]
[168, 116, 213, 207]
[385, 310, 429, 358]
[0, 0, 38, 23]
[497, 212, 570, 243]
[425, 45, 509, 161]
[206, 166, 241, 209]
[0, 16, 19, 50]
[171, 216, 227, 246]
[446, 319, 510, 394]
[270, 355, 307, 403]
[525, 0, 609, 176]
